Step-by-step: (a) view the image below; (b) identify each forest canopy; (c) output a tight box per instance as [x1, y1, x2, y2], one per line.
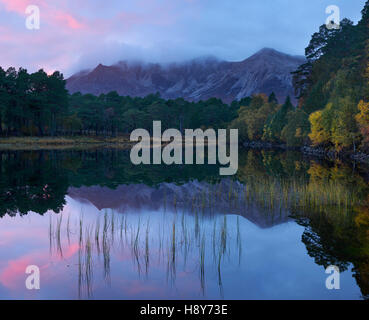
[0, 67, 237, 137]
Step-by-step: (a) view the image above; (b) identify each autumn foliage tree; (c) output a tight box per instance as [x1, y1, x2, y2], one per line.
[309, 110, 330, 147]
[228, 94, 277, 142]
[356, 100, 369, 150]
[290, 1, 369, 152]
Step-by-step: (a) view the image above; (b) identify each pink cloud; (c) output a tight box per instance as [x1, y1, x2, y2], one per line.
[0, 0, 86, 30]
[0, 0, 186, 76]
[53, 11, 84, 30]
[0, 0, 36, 14]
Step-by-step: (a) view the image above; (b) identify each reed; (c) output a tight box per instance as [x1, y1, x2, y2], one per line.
[84, 225, 93, 297]
[199, 233, 206, 295]
[56, 214, 63, 258]
[145, 220, 150, 275]
[95, 216, 100, 255]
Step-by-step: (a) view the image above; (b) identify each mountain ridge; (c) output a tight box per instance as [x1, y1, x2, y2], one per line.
[66, 48, 305, 104]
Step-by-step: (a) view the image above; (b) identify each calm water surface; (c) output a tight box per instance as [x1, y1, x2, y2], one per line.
[0, 149, 368, 300]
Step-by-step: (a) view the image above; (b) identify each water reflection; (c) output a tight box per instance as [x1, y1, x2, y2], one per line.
[44, 201, 245, 299]
[0, 149, 368, 299]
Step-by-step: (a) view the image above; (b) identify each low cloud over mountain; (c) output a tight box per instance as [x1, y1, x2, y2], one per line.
[66, 48, 305, 104]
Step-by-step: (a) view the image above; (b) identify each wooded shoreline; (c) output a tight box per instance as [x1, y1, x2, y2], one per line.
[2, 135, 369, 166]
[243, 141, 369, 164]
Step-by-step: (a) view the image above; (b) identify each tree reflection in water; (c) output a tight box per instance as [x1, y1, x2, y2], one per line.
[0, 148, 368, 299]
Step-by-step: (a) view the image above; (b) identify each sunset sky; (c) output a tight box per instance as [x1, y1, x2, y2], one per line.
[0, 0, 366, 77]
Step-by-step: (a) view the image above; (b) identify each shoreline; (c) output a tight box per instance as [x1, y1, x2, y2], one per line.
[0, 136, 135, 150]
[1, 136, 369, 165]
[243, 141, 369, 165]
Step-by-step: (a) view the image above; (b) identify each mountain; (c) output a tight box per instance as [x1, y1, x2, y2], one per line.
[66, 48, 305, 104]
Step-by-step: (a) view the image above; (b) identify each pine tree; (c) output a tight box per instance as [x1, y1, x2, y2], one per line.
[359, 0, 369, 26]
[268, 92, 278, 104]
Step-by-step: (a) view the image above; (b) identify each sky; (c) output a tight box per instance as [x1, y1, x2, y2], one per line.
[0, 0, 367, 77]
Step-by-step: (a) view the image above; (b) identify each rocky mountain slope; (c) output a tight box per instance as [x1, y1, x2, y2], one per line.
[66, 48, 305, 104]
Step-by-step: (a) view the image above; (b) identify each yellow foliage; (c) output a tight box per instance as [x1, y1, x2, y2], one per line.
[356, 100, 369, 127]
[356, 100, 369, 148]
[308, 110, 330, 146]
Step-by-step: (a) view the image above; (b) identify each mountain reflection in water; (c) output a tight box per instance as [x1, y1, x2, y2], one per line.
[0, 149, 368, 299]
